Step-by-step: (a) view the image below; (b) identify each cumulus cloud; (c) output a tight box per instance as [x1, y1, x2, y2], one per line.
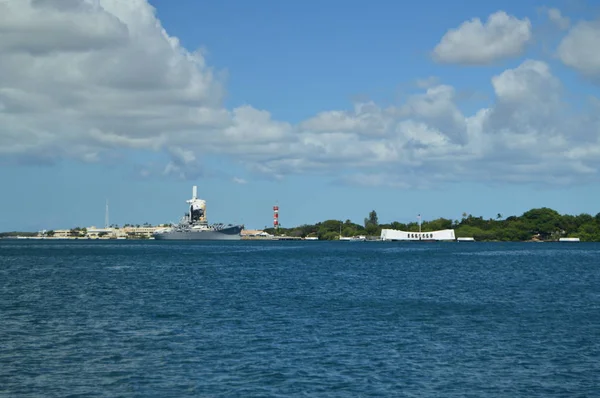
[289, 59, 599, 187]
[432, 11, 532, 65]
[1, 1, 600, 188]
[397, 85, 467, 145]
[0, 0, 285, 169]
[557, 19, 600, 78]
[299, 102, 393, 137]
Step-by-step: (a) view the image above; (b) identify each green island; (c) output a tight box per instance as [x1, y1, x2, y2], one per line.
[263, 207, 600, 242]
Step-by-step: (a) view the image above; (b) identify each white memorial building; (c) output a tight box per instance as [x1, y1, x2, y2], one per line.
[380, 228, 456, 241]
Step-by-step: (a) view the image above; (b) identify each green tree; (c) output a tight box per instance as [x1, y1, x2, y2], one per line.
[364, 210, 378, 228]
[365, 223, 379, 236]
[521, 208, 561, 239]
[232, 207, 600, 242]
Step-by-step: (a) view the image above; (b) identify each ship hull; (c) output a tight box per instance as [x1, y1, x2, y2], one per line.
[153, 225, 243, 241]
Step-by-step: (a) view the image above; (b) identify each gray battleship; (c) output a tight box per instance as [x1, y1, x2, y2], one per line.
[153, 186, 243, 240]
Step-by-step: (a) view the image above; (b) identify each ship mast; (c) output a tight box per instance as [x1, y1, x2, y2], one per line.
[105, 199, 109, 229]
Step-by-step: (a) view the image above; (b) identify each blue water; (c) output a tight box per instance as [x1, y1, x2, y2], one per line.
[1, 240, 599, 397]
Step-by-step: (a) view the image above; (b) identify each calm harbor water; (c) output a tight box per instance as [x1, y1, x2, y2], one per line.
[1, 240, 599, 397]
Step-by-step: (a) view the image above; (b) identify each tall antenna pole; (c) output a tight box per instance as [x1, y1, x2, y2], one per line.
[418, 214, 421, 233]
[105, 199, 109, 229]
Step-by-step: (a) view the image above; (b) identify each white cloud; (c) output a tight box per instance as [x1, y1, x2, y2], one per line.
[294, 59, 600, 187]
[0, 0, 285, 167]
[1, 1, 600, 188]
[299, 102, 395, 137]
[432, 11, 532, 65]
[232, 177, 247, 184]
[557, 19, 600, 78]
[397, 85, 467, 144]
[0, 0, 128, 55]
[547, 8, 570, 30]
[491, 60, 560, 106]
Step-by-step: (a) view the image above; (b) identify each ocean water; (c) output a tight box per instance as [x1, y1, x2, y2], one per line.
[1, 240, 599, 397]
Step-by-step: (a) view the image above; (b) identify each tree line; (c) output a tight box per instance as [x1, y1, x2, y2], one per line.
[263, 207, 600, 241]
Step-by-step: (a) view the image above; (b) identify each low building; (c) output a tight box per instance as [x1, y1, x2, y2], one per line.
[120, 226, 161, 238]
[86, 227, 114, 239]
[242, 230, 274, 239]
[559, 237, 580, 242]
[51, 229, 71, 238]
[35, 224, 172, 239]
[339, 235, 366, 241]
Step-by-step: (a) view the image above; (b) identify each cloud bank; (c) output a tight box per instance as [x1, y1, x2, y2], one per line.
[1, 1, 599, 188]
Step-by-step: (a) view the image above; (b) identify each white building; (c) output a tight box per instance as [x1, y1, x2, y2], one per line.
[380, 228, 456, 241]
[241, 230, 274, 239]
[86, 227, 114, 238]
[457, 237, 475, 242]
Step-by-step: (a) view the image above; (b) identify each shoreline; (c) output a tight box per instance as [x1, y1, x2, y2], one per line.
[0, 236, 585, 243]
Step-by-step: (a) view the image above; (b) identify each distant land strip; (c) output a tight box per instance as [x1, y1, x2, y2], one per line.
[1, 207, 599, 242]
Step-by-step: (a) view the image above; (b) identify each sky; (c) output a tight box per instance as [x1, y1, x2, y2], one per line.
[1, 0, 600, 231]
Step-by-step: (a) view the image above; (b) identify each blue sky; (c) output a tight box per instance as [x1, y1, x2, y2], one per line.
[1, 0, 600, 231]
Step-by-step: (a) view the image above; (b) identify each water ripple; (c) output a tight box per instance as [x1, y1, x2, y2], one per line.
[1, 240, 599, 396]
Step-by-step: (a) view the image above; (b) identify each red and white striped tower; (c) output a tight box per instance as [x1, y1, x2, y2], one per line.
[273, 205, 279, 230]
